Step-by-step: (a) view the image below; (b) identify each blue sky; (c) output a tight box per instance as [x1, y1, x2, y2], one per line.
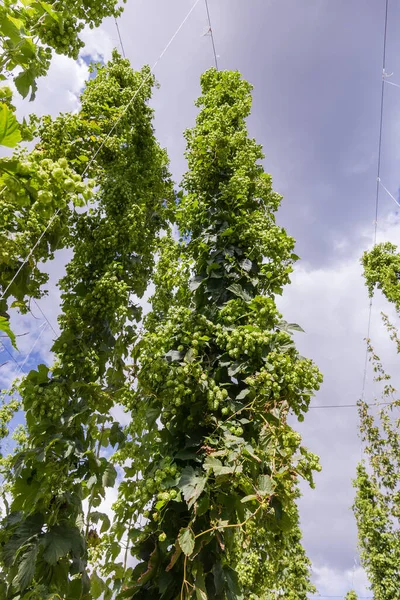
[4, 1, 400, 597]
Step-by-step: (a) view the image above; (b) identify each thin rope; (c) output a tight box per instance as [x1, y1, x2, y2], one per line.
[115, 17, 126, 58]
[309, 400, 396, 409]
[1, 323, 48, 399]
[384, 78, 400, 88]
[0, 341, 20, 368]
[0, 0, 202, 307]
[204, 0, 219, 70]
[378, 179, 400, 207]
[359, 0, 389, 412]
[32, 299, 58, 338]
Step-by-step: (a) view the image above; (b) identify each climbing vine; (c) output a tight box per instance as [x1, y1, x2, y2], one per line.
[351, 243, 400, 600]
[0, 85, 93, 348]
[0, 0, 127, 99]
[0, 53, 172, 599]
[102, 68, 322, 599]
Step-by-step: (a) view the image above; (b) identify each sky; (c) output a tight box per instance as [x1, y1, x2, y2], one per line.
[2, 0, 400, 597]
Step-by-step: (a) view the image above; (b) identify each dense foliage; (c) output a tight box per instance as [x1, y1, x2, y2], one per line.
[345, 592, 358, 600]
[351, 244, 400, 600]
[0, 0, 126, 99]
[102, 68, 322, 599]
[0, 27, 323, 595]
[0, 87, 92, 348]
[0, 53, 172, 599]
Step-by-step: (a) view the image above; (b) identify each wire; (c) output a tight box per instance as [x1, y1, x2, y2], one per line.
[204, 0, 219, 70]
[384, 78, 400, 88]
[0, 0, 202, 309]
[359, 0, 389, 408]
[32, 299, 58, 338]
[309, 400, 396, 409]
[1, 323, 48, 399]
[378, 179, 400, 207]
[115, 17, 126, 58]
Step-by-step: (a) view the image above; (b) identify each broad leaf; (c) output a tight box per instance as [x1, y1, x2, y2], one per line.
[178, 467, 207, 509]
[42, 525, 83, 565]
[257, 474, 275, 495]
[91, 571, 106, 599]
[178, 527, 195, 557]
[102, 462, 117, 488]
[14, 543, 38, 590]
[0, 103, 21, 148]
[0, 316, 17, 349]
[227, 283, 252, 302]
[195, 563, 208, 600]
[204, 456, 239, 476]
[164, 349, 184, 362]
[224, 566, 244, 600]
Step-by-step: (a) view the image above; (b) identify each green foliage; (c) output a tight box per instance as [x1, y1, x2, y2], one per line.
[0, 0, 127, 99]
[353, 321, 400, 600]
[0, 53, 172, 598]
[362, 242, 400, 311]
[106, 69, 322, 599]
[0, 62, 321, 599]
[345, 592, 358, 600]
[0, 103, 21, 147]
[355, 240, 400, 599]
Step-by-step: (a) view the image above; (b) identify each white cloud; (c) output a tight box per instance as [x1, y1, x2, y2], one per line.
[312, 564, 371, 598]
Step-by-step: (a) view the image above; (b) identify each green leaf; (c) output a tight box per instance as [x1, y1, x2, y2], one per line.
[0, 103, 21, 148]
[241, 494, 258, 504]
[178, 527, 195, 557]
[89, 511, 110, 533]
[236, 388, 250, 401]
[257, 474, 275, 496]
[203, 456, 239, 476]
[212, 563, 224, 595]
[224, 566, 244, 600]
[14, 542, 38, 590]
[178, 467, 207, 509]
[239, 258, 252, 272]
[227, 283, 252, 302]
[0, 315, 17, 349]
[195, 563, 208, 599]
[39, 2, 62, 24]
[91, 571, 106, 599]
[164, 349, 184, 362]
[42, 525, 83, 565]
[184, 347, 197, 363]
[14, 68, 38, 101]
[196, 494, 209, 517]
[166, 543, 182, 572]
[288, 322, 305, 333]
[0, 15, 23, 43]
[102, 462, 117, 488]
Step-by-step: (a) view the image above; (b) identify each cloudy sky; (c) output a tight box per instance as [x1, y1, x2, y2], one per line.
[3, 1, 400, 597]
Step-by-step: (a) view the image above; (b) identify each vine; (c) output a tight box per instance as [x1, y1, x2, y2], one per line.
[0, 0, 127, 99]
[352, 242, 400, 600]
[0, 53, 172, 599]
[106, 68, 322, 599]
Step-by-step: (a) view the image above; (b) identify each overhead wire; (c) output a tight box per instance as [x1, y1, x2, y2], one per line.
[0, 0, 202, 308]
[359, 0, 389, 413]
[114, 17, 126, 58]
[1, 323, 48, 396]
[32, 298, 58, 338]
[204, 0, 219, 70]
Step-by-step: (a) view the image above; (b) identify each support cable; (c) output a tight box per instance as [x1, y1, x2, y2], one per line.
[204, 0, 219, 70]
[359, 0, 389, 411]
[115, 17, 126, 58]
